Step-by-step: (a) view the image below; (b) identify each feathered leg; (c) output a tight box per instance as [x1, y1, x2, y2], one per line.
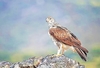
[57, 44, 62, 55]
[57, 44, 63, 56]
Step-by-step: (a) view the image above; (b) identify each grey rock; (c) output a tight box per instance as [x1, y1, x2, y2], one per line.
[0, 61, 12, 68]
[37, 55, 84, 68]
[0, 55, 85, 68]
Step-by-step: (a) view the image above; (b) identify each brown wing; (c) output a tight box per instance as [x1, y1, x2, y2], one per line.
[49, 26, 81, 46]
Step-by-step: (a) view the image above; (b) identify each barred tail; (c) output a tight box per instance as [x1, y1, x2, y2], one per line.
[74, 46, 88, 61]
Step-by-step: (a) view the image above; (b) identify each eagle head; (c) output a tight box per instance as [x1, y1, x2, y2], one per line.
[46, 17, 59, 27]
[46, 17, 55, 24]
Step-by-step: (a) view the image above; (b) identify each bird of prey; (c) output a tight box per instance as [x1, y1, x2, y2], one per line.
[46, 17, 88, 61]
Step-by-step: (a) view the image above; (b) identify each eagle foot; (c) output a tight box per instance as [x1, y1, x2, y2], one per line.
[51, 54, 63, 58]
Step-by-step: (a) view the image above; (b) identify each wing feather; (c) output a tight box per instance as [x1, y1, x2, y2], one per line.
[49, 26, 81, 46]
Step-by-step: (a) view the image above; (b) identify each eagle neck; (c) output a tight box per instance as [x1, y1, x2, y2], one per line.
[49, 22, 58, 28]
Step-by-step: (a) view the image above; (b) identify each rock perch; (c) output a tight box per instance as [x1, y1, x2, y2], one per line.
[0, 55, 85, 68]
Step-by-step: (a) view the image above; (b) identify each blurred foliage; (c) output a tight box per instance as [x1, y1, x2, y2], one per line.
[0, 51, 10, 61]
[91, 44, 100, 57]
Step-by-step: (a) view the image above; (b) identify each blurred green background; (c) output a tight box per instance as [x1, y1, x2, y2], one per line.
[0, 0, 100, 68]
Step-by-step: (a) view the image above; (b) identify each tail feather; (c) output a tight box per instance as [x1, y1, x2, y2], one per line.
[74, 47, 88, 61]
[81, 49, 87, 56]
[74, 45, 88, 53]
